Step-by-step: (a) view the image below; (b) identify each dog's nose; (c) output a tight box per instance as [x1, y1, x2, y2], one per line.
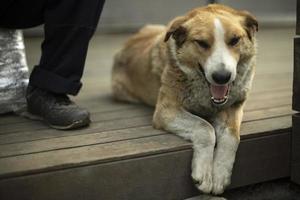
[212, 70, 231, 84]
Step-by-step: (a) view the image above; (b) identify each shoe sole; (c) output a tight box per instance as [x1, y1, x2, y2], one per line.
[24, 111, 91, 130]
[49, 118, 91, 130]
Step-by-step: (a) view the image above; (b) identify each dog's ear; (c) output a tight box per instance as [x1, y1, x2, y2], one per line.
[164, 16, 188, 47]
[240, 11, 258, 41]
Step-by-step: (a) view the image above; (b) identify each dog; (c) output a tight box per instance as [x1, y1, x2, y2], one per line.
[111, 4, 258, 195]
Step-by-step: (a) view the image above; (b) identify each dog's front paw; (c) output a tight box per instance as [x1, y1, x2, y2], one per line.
[192, 162, 213, 193]
[211, 166, 231, 195]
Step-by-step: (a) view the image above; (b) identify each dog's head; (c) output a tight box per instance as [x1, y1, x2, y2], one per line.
[164, 4, 258, 105]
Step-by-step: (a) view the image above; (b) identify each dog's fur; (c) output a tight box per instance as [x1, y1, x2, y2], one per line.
[111, 4, 258, 195]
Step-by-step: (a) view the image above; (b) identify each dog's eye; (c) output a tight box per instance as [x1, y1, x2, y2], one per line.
[195, 40, 210, 49]
[228, 36, 240, 46]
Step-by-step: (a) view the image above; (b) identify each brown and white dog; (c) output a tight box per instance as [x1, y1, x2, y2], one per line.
[111, 4, 258, 194]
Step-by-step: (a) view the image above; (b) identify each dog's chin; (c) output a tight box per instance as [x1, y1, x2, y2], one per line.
[209, 83, 230, 106]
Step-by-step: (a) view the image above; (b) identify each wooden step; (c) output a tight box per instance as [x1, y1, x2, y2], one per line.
[0, 96, 292, 200]
[0, 27, 294, 200]
[292, 113, 300, 185]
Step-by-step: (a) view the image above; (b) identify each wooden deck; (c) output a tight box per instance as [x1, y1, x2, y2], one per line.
[0, 27, 294, 200]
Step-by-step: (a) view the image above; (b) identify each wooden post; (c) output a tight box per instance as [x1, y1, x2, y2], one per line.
[293, 37, 300, 111]
[292, 0, 300, 185]
[292, 114, 300, 184]
[294, 0, 300, 111]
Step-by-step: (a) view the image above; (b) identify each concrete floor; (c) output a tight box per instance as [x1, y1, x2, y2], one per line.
[23, 27, 299, 200]
[223, 179, 300, 200]
[188, 179, 300, 200]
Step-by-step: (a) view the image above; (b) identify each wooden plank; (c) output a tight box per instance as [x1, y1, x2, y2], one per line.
[0, 115, 153, 145]
[0, 108, 292, 158]
[0, 106, 291, 145]
[245, 96, 291, 112]
[0, 115, 291, 178]
[0, 102, 137, 126]
[0, 97, 141, 128]
[243, 105, 292, 122]
[247, 90, 291, 104]
[241, 115, 291, 139]
[291, 114, 300, 185]
[0, 114, 292, 162]
[0, 134, 191, 178]
[0, 132, 291, 200]
[0, 106, 291, 147]
[0, 108, 152, 135]
[0, 82, 290, 126]
[0, 126, 165, 158]
[0, 115, 31, 126]
[0, 106, 153, 134]
[293, 37, 300, 111]
[0, 90, 291, 134]
[244, 79, 291, 94]
[230, 132, 291, 188]
[0, 93, 134, 125]
[253, 72, 291, 79]
[0, 150, 197, 200]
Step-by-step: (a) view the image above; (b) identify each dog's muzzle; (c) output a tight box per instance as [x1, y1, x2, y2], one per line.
[198, 63, 231, 106]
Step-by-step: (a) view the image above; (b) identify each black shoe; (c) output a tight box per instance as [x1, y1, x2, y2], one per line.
[26, 86, 90, 130]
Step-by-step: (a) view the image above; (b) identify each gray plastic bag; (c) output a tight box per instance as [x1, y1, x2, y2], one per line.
[0, 29, 29, 114]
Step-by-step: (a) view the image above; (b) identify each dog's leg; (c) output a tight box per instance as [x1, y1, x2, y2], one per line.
[154, 105, 216, 193]
[211, 103, 244, 194]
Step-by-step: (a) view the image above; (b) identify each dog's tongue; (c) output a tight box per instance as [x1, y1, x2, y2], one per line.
[210, 84, 229, 99]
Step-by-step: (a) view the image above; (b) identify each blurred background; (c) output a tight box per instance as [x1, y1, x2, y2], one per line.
[98, 0, 296, 32]
[24, 0, 296, 35]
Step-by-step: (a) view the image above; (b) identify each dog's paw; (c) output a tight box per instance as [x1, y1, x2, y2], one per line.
[211, 166, 231, 195]
[192, 162, 213, 193]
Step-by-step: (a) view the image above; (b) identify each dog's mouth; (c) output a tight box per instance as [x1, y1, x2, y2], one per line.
[209, 84, 230, 105]
[198, 63, 230, 106]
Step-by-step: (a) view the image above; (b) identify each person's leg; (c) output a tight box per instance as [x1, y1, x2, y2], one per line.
[1, 0, 105, 95]
[0, 0, 46, 29]
[30, 0, 105, 95]
[0, 0, 105, 129]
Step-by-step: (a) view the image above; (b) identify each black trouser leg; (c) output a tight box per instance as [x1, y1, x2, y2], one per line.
[0, 0, 105, 95]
